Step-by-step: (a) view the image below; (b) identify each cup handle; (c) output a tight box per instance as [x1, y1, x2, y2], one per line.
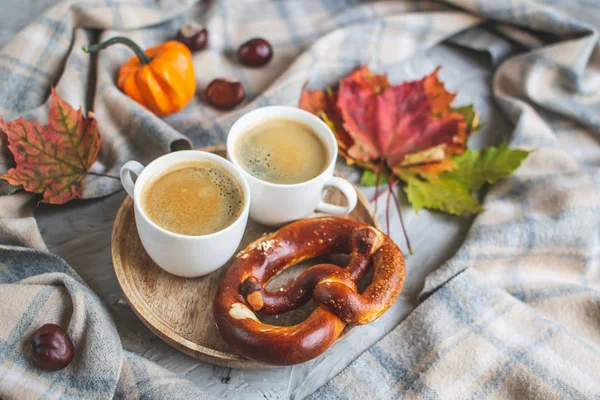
[316, 177, 358, 216]
[120, 161, 145, 198]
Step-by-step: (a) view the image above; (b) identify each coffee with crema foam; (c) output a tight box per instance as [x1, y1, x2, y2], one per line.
[141, 161, 244, 236]
[234, 118, 329, 185]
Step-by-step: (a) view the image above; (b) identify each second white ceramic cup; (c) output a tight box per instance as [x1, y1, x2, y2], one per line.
[226, 106, 358, 226]
[120, 151, 251, 278]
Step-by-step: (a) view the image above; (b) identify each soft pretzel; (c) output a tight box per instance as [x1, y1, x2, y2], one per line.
[213, 217, 405, 365]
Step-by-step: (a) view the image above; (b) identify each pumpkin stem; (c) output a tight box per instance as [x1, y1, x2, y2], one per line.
[82, 37, 152, 65]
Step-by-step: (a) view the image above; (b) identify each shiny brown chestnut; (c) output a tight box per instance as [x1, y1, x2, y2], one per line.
[237, 38, 273, 67]
[205, 79, 245, 110]
[175, 24, 208, 52]
[30, 323, 74, 371]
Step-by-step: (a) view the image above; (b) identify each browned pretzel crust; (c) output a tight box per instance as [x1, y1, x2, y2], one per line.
[213, 217, 405, 365]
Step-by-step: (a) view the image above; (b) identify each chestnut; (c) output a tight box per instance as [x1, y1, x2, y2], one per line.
[237, 38, 273, 67]
[205, 79, 245, 110]
[30, 323, 74, 371]
[175, 24, 208, 52]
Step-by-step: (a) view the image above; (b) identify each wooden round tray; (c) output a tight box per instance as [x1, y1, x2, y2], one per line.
[111, 145, 379, 369]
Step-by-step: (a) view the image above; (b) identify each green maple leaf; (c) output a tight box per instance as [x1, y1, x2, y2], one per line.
[397, 170, 484, 215]
[442, 144, 531, 190]
[396, 144, 530, 215]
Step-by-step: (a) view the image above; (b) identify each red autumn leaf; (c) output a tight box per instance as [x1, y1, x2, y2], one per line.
[338, 66, 467, 168]
[300, 66, 475, 176]
[0, 88, 102, 204]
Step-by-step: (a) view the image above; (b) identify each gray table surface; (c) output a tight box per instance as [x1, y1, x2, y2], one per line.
[0, 3, 512, 398]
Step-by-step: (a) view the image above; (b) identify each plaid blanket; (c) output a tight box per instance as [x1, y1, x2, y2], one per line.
[312, 0, 600, 398]
[1, 0, 600, 399]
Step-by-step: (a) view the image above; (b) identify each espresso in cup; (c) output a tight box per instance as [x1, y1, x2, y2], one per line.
[141, 161, 244, 236]
[233, 118, 329, 184]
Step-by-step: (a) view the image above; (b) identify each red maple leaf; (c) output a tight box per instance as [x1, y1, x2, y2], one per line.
[300, 65, 477, 177]
[322, 66, 470, 169]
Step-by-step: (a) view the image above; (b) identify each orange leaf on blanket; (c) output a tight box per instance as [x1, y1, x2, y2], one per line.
[0, 89, 102, 204]
[300, 87, 378, 172]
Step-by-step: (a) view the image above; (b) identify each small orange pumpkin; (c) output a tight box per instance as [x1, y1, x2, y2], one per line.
[83, 37, 196, 116]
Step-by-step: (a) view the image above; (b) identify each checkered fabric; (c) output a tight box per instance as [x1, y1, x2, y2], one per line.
[0, 0, 599, 399]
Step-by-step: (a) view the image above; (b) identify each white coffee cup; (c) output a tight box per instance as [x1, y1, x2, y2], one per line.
[226, 106, 358, 226]
[120, 151, 251, 278]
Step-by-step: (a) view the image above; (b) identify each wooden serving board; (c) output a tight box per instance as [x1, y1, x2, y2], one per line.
[111, 145, 379, 369]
